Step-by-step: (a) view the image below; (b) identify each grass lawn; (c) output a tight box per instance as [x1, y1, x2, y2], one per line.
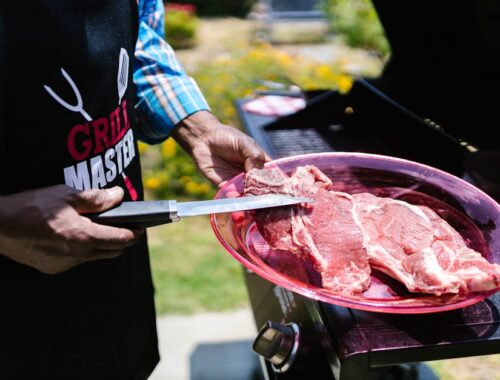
[147, 215, 249, 315]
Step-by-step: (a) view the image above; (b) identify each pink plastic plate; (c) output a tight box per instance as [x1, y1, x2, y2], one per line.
[210, 153, 500, 314]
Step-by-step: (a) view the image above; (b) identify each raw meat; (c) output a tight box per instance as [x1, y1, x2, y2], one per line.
[352, 193, 500, 295]
[244, 166, 500, 295]
[245, 166, 371, 295]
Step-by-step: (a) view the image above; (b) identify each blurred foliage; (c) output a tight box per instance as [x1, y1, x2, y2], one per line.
[140, 139, 215, 201]
[194, 44, 352, 126]
[167, 0, 257, 17]
[325, 0, 390, 55]
[141, 44, 352, 200]
[165, 4, 198, 49]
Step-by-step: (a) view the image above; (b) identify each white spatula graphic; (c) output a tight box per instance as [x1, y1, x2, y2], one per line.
[117, 48, 129, 105]
[117, 47, 137, 200]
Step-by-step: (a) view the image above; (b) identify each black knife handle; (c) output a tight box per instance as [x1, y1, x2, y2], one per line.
[86, 200, 179, 228]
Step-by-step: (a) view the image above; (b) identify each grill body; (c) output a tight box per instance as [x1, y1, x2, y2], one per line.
[236, 80, 500, 380]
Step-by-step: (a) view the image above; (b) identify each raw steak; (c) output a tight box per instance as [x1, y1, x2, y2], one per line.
[352, 193, 500, 295]
[244, 166, 500, 295]
[245, 166, 371, 295]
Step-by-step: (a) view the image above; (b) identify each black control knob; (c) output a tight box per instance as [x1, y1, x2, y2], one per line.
[253, 321, 300, 373]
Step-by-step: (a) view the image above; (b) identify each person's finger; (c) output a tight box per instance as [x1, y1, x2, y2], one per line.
[240, 137, 268, 172]
[85, 222, 142, 249]
[70, 187, 124, 214]
[86, 249, 124, 261]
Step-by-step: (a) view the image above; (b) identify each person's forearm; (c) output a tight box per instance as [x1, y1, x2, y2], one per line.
[172, 110, 218, 153]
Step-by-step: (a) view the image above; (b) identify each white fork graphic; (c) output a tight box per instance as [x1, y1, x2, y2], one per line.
[44, 68, 92, 121]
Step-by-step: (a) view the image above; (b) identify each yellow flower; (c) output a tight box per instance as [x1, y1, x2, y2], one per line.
[145, 177, 161, 190]
[199, 183, 211, 194]
[211, 84, 225, 94]
[223, 106, 235, 118]
[315, 64, 333, 78]
[249, 48, 266, 61]
[337, 75, 353, 93]
[274, 51, 293, 67]
[161, 139, 176, 158]
[180, 176, 191, 184]
[185, 181, 199, 194]
[219, 73, 232, 83]
[138, 142, 149, 154]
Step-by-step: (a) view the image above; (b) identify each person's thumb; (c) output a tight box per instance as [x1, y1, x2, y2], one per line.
[70, 186, 124, 214]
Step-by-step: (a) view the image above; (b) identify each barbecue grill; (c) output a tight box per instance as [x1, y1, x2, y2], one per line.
[234, 79, 500, 380]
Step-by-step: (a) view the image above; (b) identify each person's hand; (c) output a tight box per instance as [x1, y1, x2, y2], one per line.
[0, 185, 142, 274]
[172, 110, 271, 186]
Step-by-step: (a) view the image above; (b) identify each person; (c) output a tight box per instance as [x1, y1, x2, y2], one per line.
[372, 0, 500, 150]
[0, 1, 267, 378]
[370, 0, 500, 199]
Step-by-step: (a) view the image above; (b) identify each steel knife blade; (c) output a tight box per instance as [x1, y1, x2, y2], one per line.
[88, 194, 313, 228]
[176, 194, 312, 217]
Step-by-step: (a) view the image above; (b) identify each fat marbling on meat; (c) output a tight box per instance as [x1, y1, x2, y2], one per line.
[244, 165, 500, 295]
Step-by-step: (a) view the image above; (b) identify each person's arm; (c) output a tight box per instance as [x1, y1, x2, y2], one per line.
[134, 1, 269, 185]
[134, 0, 210, 144]
[0, 186, 141, 274]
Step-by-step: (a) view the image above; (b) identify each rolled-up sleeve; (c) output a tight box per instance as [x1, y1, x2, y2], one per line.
[134, 0, 210, 144]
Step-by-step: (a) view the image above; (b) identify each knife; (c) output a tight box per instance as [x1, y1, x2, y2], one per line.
[87, 194, 313, 228]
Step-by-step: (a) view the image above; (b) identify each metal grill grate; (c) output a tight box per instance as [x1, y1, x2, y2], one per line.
[267, 128, 332, 157]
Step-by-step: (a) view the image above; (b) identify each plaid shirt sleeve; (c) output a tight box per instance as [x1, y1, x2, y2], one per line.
[134, 0, 210, 144]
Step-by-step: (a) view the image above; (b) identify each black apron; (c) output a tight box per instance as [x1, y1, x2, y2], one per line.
[372, 0, 500, 149]
[0, 1, 158, 379]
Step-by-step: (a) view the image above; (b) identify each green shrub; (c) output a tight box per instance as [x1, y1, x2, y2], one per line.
[140, 139, 216, 201]
[325, 0, 390, 55]
[165, 6, 198, 49]
[193, 44, 352, 126]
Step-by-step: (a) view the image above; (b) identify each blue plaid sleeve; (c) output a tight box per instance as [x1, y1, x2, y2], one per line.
[134, 0, 210, 144]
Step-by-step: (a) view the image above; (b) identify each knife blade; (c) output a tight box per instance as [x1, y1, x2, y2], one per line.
[177, 194, 312, 217]
[88, 194, 313, 228]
